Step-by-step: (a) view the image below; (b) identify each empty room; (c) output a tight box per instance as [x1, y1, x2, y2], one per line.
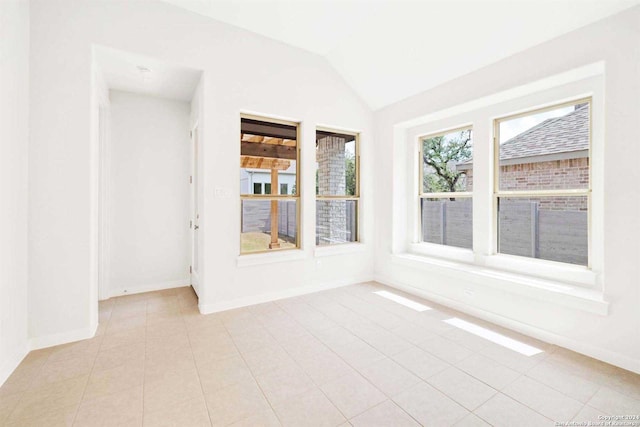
[0, 0, 639, 426]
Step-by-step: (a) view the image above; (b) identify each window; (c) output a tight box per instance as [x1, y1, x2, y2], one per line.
[316, 129, 359, 245]
[240, 116, 299, 254]
[419, 127, 473, 249]
[401, 71, 602, 288]
[280, 183, 288, 195]
[494, 99, 590, 266]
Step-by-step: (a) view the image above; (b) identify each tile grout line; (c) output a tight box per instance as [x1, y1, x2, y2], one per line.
[325, 285, 588, 417]
[471, 392, 556, 425]
[3, 285, 640, 426]
[142, 290, 198, 423]
[264, 301, 394, 425]
[248, 300, 375, 424]
[141, 297, 150, 427]
[219, 310, 287, 426]
[68, 299, 111, 427]
[2, 330, 62, 424]
[182, 293, 215, 427]
[281, 288, 520, 424]
[271, 295, 430, 425]
[331, 284, 552, 369]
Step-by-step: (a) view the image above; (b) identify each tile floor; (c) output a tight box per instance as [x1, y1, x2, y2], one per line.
[1, 282, 639, 426]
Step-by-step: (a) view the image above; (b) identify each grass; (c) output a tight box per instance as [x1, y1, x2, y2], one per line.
[241, 232, 296, 253]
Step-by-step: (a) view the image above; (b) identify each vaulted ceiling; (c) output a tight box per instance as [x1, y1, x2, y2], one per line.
[162, 0, 638, 110]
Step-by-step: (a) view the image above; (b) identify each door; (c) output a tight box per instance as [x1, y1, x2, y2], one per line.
[190, 125, 200, 295]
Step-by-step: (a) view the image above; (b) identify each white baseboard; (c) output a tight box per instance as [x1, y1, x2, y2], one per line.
[106, 279, 190, 299]
[4, 277, 378, 387]
[1, 324, 99, 387]
[0, 343, 29, 388]
[375, 274, 640, 375]
[199, 275, 373, 314]
[29, 322, 98, 351]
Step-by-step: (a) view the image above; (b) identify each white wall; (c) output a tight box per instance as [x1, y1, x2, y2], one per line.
[374, 7, 640, 373]
[108, 91, 191, 296]
[28, 0, 373, 345]
[0, 0, 29, 384]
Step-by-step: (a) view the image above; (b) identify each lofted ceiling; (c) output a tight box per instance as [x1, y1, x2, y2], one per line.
[161, 0, 638, 110]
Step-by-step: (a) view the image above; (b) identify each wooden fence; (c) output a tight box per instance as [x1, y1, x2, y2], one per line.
[421, 199, 473, 249]
[421, 199, 588, 265]
[241, 200, 297, 241]
[241, 200, 357, 243]
[498, 200, 588, 265]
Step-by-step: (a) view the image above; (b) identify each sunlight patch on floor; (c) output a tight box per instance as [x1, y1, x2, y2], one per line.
[444, 317, 543, 356]
[373, 290, 432, 312]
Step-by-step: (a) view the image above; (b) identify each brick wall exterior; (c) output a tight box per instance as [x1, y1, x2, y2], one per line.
[316, 136, 347, 243]
[463, 157, 588, 210]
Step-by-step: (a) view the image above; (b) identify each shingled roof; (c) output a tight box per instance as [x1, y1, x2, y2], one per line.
[500, 103, 589, 160]
[458, 103, 588, 168]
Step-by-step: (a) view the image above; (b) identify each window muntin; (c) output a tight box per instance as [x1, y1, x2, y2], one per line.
[494, 99, 591, 266]
[240, 116, 300, 254]
[315, 129, 359, 246]
[419, 127, 473, 249]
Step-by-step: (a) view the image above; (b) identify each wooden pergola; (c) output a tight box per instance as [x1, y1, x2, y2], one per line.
[240, 118, 297, 249]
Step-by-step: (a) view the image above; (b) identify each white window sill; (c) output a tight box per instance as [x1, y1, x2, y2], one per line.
[237, 249, 306, 267]
[392, 253, 608, 316]
[314, 243, 367, 258]
[410, 243, 475, 264]
[482, 253, 597, 287]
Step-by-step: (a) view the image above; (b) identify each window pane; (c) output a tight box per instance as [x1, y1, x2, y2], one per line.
[241, 199, 297, 253]
[240, 118, 298, 196]
[498, 102, 589, 191]
[316, 131, 357, 196]
[316, 200, 357, 245]
[420, 198, 472, 249]
[498, 196, 587, 266]
[422, 129, 472, 193]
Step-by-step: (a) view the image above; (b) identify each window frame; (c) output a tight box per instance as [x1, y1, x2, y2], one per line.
[396, 67, 603, 289]
[240, 113, 301, 255]
[492, 97, 592, 268]
[417, 125, 473, 251]
[315, 127, 360, 246]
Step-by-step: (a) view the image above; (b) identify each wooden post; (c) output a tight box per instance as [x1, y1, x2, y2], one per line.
[269, 168, 280, 249]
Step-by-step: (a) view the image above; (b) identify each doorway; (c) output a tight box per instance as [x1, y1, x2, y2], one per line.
[93, 46, 203, 303]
